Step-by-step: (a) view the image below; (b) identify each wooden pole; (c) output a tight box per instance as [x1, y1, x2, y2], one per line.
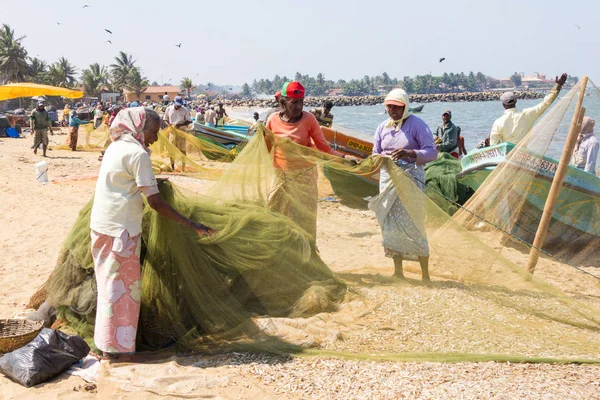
[526, 76, 588, 273]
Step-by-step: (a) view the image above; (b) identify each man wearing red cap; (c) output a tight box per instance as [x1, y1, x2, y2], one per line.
[266, 81, 358, 240]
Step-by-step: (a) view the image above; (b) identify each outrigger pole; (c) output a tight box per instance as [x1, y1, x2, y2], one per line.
[526, 76, 588, 274]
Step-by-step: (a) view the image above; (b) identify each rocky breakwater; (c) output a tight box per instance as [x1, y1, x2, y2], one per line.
[220, 91, 544, 108]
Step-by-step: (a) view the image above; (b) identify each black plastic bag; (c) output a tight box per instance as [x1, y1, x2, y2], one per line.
[0, 328, 90, 387]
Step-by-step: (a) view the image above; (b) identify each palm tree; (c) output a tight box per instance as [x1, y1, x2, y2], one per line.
[476, 72, 487, 91]
[45, 64, 62, 86]
[27, 57, 47, 83]
[180, 77, 194, 99]
[57, 57, 77, 87]
[510, 72, 522, 88]
[0, 24, 29, 84]
[315, 72, 326, 96]
[241, 83, 252, 98]
[81, 63, 109, 98]
[110, 51, 136, 91]
[125, 67, 149, 99]
[45, 57, 77, 87]
[381, 72, 391, 86]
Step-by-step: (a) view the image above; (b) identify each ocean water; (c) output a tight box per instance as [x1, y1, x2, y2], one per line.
[230, 93, 600, 160]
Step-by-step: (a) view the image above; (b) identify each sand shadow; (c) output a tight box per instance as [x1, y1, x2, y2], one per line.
[347, 231, 377, 238]
[336, 271, 565, 302]
[45, 155, 83, 160]
[336, 272, 436, 288]
[131, 338, 298, 369]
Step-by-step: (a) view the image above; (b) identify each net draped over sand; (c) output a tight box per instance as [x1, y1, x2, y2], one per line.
[46, 83, 600, 362]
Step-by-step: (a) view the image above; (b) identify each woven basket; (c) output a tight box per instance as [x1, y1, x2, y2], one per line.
[26, 284, 47, 310]
[0, 319, 43, 353]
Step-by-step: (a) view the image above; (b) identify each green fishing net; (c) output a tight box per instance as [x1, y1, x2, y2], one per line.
[45, 88, 600, 363]
[52, 123, 111, 152]
[424, 152, 474, 214]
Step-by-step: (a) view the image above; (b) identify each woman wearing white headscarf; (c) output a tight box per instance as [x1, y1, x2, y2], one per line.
[572, 116, 599, 175]
[369, 89, 438, 281]
[90, 107, 214, 359]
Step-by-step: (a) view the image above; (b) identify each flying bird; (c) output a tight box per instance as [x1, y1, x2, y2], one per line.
[57, 22, 62, 26]
[107, 40, 112, 44]
[83, 4, 90, 8]
[105, 29, 113, 34]
[439, 57, 446, 63]
[575, 24, 581, 30]
[175, 43, 182, 48]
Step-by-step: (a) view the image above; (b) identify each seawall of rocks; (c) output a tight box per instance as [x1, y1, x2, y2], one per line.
[219, 91, 545, 108]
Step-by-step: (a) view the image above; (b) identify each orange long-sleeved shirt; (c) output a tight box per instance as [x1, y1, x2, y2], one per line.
[266, 111, 342, 169]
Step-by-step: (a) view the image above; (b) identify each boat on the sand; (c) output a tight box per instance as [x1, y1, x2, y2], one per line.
[321, 126, 373, 158]
[320, 126, 379, 208]
[193, 122, 252, 148]
[457, 143, 600, 265]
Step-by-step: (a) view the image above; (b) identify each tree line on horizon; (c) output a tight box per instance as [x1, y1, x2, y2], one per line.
[243, 71, 580, 98]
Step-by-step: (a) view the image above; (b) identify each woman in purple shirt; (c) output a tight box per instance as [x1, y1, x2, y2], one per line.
[369, 89, 438, 281]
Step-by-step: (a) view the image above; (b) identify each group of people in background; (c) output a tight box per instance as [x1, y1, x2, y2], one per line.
[30, 72, 598, 178]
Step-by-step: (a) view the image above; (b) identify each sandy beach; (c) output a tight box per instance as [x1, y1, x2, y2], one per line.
[1, 130, 600, 399]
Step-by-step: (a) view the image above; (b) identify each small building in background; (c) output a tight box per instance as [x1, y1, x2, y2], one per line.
[101, 92, 120, 103]
[499, 73, 552, 89]
[522, 74, 551, 89]
[124, 85, 181, 103]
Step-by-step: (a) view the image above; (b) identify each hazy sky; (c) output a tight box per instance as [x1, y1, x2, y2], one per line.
[2, 0, 598, 86]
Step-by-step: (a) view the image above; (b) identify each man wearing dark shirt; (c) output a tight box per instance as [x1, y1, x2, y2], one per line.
[434, 110, 459, 157]
[30, 101, 53, 157]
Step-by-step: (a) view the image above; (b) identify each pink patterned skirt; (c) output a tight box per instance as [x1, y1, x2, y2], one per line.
[90, 230, 142, 354]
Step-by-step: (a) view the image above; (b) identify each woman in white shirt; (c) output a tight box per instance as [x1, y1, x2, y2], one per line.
[90, 107, 214, 360]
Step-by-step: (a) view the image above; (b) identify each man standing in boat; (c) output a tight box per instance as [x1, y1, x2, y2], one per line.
[484, 73, 568, 147]
[195, 107, 206, 125]
[434, 110, 459, 158]
[205, 106, 218, 127]
[249, 112, 264, 132]
[216, 102, 228, 126]
[310, 100, 334, 128]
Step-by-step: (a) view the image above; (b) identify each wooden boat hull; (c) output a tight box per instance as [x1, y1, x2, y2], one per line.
[457, 143, 600, 265]
[321, 126, 373, 158]
[322, 167, 380, 209]
[193, 123, 250, 146]
[321, 127, 379, 208]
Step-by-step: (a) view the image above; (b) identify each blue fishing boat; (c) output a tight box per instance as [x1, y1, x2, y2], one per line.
[457, 143, 600, 265]
[193, 123, 253, 147]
